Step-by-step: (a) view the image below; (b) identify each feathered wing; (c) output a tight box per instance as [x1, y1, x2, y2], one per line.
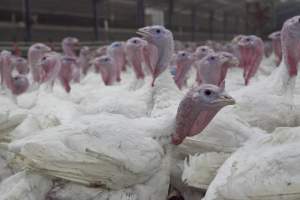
[182, 152, 230, 190]
[11, 115, 164, 190]
[204, 127, 300, 200]
[178, 108, 265, 155]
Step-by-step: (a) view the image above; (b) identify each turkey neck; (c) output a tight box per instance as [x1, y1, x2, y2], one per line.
[270, 59, 296, 97]
[2, 55, 13, 90]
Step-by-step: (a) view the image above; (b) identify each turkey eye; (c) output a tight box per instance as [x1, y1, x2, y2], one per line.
[201, 49, 206, 52]
[246, 38, 251, 42]
[133, 40, 137, 43]
[104, 58, 109, 62]
[156, 29, 161, 34]
[210, 56, 215, 60]
[204, 89, 212, 96]
[182, 53, 186, 56]
[42, 57, 47, 61]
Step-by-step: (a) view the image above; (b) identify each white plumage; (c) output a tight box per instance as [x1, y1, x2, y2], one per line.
[204, 127, 300, 200]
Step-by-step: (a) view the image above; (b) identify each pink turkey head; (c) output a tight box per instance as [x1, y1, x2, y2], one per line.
[12, 57, 29, 75]
[59, 56, 77, 93]
[28, 43, 51, 83]
[107, 42, 126, 81]
[125, 37, 148, 79]
[39, 53, 61, 83]
[172, 84, 235, 145]
[193, 46, 215, 85]
[10, 75, 29, 95]
[137, 25, 174, 86]
[268, 31, 282, 66]
[281, 16, 300, 77]
[28, 43, 51, 66]
[193, 46, 214, 61]
[174, 51, 194, 89]
[93, 55, 117, 85]
[62, 37, 79, 57]
[218, 52, 239, 88]
[238, 35, 264, 85]
[197, 53, 228, 86]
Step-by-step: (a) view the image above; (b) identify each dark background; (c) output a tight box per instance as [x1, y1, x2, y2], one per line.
[0, 0, 299, 42]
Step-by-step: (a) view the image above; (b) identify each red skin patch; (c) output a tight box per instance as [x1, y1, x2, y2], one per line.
[219, 64, 229, 88]
[131, 56, 145, 79]
[96, 60, 118, 86]
[273, 40, 282, 66]
[174, 58, 193, 90]
[286, 46, 299, 77]
[280, 16, 300, 77]
[143, 44, 158, 76]
[59, 60, 74, 93]
[127, 47, 145, 79]
[239, 39, 264, 85]
[171, 91, 220, 145]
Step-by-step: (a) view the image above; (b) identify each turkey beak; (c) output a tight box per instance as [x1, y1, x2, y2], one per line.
[214, 93, 235, 105]
[137, 27, 150, 39]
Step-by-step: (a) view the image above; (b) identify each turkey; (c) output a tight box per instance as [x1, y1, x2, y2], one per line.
[77, 26, 178, 118]
[268, 31, 282, 66]
[0, 25, 236, 200]
[182, 15, 300, 199]
[107, 41, 127, 82]
[61, 37, 81, 83]
[193, 46, 214, 85]
[27, 43, 51, 85]
[59, 56, 78, 93]
[137, 26, 174, 86]
[61, 37, 79, 57]
[39, 52, 61, 92]
[237, 35, 264, 85]
[93, 55, 118, 85]
[0, 50, 29, 103]
[174, 51, 194, 90]
[125, 37, 148, 80]
[203, 127, 300, 200]
[196, 52, 238, 88]
[229, 16, 300, 132]
[4, 83, 234, 200]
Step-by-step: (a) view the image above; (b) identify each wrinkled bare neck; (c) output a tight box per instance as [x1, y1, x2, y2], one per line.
[156, 38, 174, 72]
[2, 58, 13, 89]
